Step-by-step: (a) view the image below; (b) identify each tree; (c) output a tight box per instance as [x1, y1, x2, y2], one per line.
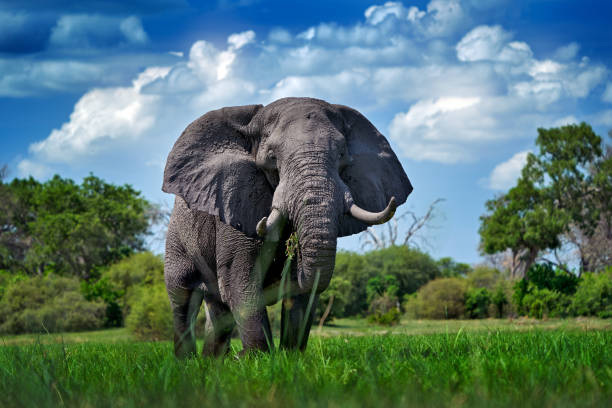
[480, 123, 611, 276]
[479, 176, 568, 277]
[0, 173, 155, 278]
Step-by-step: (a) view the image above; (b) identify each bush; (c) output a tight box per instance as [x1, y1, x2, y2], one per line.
[125, 283, 174, 340]
[333, 247, 440, 317]
[405, 278, 468, 319]
[124, 281, 207, 340]
[467, 266, 502, 290]
[367, 292, 400, 325]
[570, 268, 612, 318]
[80, 251, 166, 326]
[367, 308, 401, 326]
[491, 282, 511, 318]
[0, 274, 105, 334]
[465, 287, 492, 318]
[521, 285, 572, 319]
[513, 263, 579, 317]
[316, 276, 352, 324]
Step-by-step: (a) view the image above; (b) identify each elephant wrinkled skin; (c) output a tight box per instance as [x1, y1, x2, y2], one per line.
[162, 97, 412, 357]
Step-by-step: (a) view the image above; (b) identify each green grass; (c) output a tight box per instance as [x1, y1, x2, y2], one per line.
[1, 320, 611, 407]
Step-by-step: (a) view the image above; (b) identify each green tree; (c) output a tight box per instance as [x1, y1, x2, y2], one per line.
[437, 257, 472, 277]
[0, 174, 155, 277]
[480, 123, 611, 276]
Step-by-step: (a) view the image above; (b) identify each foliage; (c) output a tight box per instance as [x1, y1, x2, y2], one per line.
[0, 174, 154, 277]
[479, 123, 612, 276]
[465, 287, 492, 318]
[316, 276, 352, 324]
[521, 286, 572, 319]
[513, 263, 577, 318]
[569, 268, 612, 318]
[366, 291, 400, 325]
[331, 246, 439, 317]
[526, 263, 579, 295]
[3, 331, 611, 407]
[491, 282, 510, 318]
[437, 257, 471, 277]
[81, 277, 124, 328]
[0, 274, 105, 334]
[405, 278, 468, 319]
[467, 265, 502, 290]
[125, 282, 174, 341]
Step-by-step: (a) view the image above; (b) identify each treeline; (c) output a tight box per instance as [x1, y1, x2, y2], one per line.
[0, 172, 154, 277]
[0, 171, 162, 335]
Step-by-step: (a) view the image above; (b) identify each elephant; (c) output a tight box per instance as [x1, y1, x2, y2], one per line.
[162, 97, 412, 357]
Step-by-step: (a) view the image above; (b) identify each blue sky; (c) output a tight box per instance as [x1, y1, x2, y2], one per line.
[1, 0, 612, 264]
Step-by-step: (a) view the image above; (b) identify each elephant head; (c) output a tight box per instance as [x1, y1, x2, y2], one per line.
[162, 97, 412, 294]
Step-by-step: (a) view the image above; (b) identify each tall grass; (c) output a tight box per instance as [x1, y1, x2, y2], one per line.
[1, 330, 611, 407]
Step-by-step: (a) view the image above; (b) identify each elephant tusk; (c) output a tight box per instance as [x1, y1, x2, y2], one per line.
[256, 207, 284, 240]
[349, 196, 396, 225]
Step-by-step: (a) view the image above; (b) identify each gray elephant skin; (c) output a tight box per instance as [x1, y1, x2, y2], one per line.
[162, 97, 412, 357]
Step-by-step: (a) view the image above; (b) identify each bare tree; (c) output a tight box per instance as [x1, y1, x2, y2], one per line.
[360, 198, 445, 250]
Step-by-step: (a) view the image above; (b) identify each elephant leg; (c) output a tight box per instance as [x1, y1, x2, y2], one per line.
[167, 286, 204, 359]
[230, 299, 274, 353]
[202, 298, 235, 357]
[280, 293, 319, 351]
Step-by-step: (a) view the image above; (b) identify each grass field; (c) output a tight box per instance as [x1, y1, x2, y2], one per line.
[1, 319, 611, 407]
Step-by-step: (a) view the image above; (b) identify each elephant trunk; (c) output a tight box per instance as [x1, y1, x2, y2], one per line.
[282, 151, 341, 294]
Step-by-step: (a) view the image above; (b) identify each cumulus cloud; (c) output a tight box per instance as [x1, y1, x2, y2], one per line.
[21, 32, 258, 168]
[389, 97, 485, 163]
[19, 0, 612, 176]
[29, 66, 170, 163]
[17, 159, 52, 180]
[49, 14, 148, 49]
[487, 150, 530, 190]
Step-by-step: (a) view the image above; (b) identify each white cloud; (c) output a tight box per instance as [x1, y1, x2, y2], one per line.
[554, 115, 579, 126]
[17, 159, 52, 179]
[487, 150, 530, 190]
[28, 66, 170, 162]
[22, 31, 259, 165]
[19, 2, 612, 175]
[594, 110, 612, 126]
[389, 97, 483, 163]
[268, 28, 292, 44]
[456, 25, 510, 62]
[554, 42, 580, 61]
[603, 82, 612, 103]
[49, 14, 148, 49]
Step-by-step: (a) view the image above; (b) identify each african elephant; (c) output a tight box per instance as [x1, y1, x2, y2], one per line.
[162, 97, 412, 357]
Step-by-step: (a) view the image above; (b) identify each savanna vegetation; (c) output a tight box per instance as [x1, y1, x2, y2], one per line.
[0, 124, 611, 407]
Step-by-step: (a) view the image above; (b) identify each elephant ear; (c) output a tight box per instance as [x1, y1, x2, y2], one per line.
[335, 105, 413, 237]
[162, 104, 271, 237]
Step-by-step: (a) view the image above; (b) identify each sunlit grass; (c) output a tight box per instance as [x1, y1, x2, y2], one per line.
[1, 322, 611, 407]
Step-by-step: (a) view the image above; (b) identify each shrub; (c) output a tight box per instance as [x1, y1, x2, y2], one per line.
[465, 287, 492, 318]
[81, 276, 124, 327]
[367, 308, 401, 326]
[125, 283, 174, 340]
[513, 263, 579, 317]
[467, 266, 502, 290]
[405, 278, 468, 319]
[491, 282, 510, 318]
[316, 276, 352, 324]
[521, 285, 572, 319]
[124, 281, 207, 340]
[569, 268, 612, 318]
[367, 293, 400, 325]
[0, 274, 105, 334]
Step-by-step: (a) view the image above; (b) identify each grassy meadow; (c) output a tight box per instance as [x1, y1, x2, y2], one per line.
[1, 318, 611, 407]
